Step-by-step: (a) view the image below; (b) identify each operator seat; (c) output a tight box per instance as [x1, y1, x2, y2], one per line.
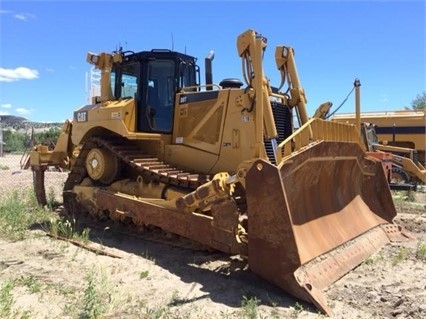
[148, 86, 160, 109]
[148, 86, 172, 132]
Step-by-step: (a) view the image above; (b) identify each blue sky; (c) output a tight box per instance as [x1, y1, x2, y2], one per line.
[0, 0, 425, 123]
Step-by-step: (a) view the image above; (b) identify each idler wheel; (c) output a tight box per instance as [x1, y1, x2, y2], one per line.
[85, 147, 120, 184]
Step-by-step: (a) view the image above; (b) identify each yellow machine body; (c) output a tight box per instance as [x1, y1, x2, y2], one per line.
[30, 29, 410, 315]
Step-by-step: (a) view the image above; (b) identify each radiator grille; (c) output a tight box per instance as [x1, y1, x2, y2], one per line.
[264, 102, 293, 164]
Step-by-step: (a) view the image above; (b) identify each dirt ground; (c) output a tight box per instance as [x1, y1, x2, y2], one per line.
[0, 154, 425, 319]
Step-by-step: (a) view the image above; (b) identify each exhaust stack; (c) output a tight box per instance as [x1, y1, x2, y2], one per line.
[205, 50, 215, 90]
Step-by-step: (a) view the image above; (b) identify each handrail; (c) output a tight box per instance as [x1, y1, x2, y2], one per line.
[276, 118, 364, 163]
[180, 84, 221, 92]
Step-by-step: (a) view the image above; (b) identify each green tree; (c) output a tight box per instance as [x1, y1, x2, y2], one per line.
[411, 91, 426, 110]
[34, 127, 61, 144]
[2, 130, 29, 153]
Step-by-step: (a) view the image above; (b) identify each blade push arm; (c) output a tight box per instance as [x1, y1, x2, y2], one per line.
[275, 46, 309, 126]
[237, 30, 278, 149]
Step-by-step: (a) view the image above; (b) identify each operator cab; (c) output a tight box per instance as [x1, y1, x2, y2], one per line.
[111, 50, 199, 133]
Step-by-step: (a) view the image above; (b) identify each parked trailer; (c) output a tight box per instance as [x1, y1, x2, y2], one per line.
[332, 110, 426, 165]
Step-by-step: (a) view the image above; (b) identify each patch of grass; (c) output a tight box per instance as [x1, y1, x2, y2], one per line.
[76, 267, 137, 318]
[392, 247, 410, 266]
[79, 227, 91, 244]
[406, 190, 416, 202]
[168, 289, 187, 307]
[241, 295, 261, 319]
[19, 310, 31, 319]
[141, 249, 156, 263]
[291, 301, 305, 317]
[364, 256, 374, 265]
[0, 189, 55, 241]
[17, 275, 41, 294]
[265, 294, 280, 319]
[49, 217, 75, 238]
[316, 309, 327, 317]
[0, 280, 15, 318]
[79, 270, 105, 319]
[46, 187, 61, 210]
[49, 217, 91, 244]
[327, 299, 336, 309]
[392, 190, 418, 205]
[56, 284, 77, 297]
[0, 164, 9, 170]
[363, 252, 385, 266]
[375, 251, 385, 263]
[416, 240, 426, 261]
[219, 310, 234, 318]
[63, 303, 76, 317]
[139, 270, 149, 279]
[123, 296, 171, 319]
[0, 279, 32, 319]
[56, 284, 80, 317]
[143, 306, 170, 319]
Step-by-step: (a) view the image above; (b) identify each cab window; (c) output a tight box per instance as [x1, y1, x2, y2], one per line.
[112, 62, 139, 99]
[145, 60, 175, 132]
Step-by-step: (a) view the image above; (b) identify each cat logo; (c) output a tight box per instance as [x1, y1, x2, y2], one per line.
[179, 95, 188, 104]
[76, 111, 88, 122]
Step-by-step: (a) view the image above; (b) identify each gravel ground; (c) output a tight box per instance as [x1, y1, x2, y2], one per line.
[0, 154, 425, 319]
[0, 154, 67, 203]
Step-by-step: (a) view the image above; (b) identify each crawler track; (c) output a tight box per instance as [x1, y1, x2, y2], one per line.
[63, 136, 213, 217]
[58, 210, 213, 252]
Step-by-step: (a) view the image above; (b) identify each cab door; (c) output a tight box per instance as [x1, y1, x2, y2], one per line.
[139, 59, 176, 133]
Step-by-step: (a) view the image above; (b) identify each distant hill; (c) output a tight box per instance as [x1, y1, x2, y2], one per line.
[0, 115, 27, 125]
[0, 115, 63, 132]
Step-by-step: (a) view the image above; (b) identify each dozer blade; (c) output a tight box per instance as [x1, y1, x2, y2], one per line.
[245, 141, 410, 315]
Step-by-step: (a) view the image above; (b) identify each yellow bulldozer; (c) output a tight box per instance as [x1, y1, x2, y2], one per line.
[29, 29, 410, 315]
[361, 122, 426, 186]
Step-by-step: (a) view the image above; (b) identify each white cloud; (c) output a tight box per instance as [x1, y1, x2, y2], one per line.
[0, 67, 39, 82]
[0, 110, 10, 116]
[1, 104, 12, 108]
[14, 14, 26, 20]
[45, 68, 55, 73]
[14, 13, 35, 20]
[15, 108, 31, 115]
[0, 10, 35, 20]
